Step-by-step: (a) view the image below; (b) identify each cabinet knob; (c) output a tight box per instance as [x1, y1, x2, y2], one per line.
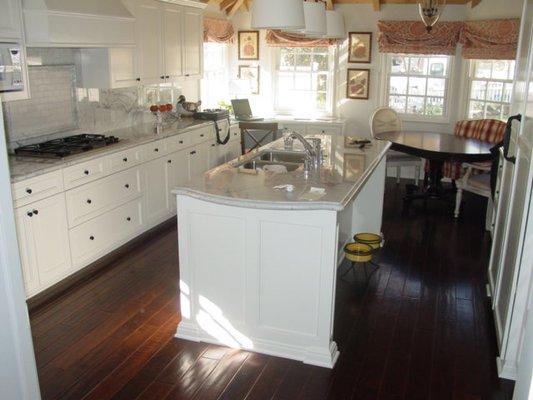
[84, 170, 90, 175]
[27, 211, 33, 217]
[87, 199, 92, 204]
[190, 150, 196, 155]
[26, 188, 32, 194]
[211, 144, 215, 147]
[200, 134, 204, 137]
[33, 209, 38, 215]
[123, 157, 128, 162]
[167, 159, 172, 164]
[185, 74, 190, 77]
[165, 75, 170, 79]
[154, 148, 159, 152]
[160, 76, 165, 79]
[127, 217, 131, 221]
[179, 140, 183, 144]
[125, 184, 130, 189]
[89, 235, 95, 240]
[136, 77, 141, 82]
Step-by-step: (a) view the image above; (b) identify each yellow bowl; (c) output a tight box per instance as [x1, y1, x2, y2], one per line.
[353, 232, 382, 251]
[344, 242, 373, 263]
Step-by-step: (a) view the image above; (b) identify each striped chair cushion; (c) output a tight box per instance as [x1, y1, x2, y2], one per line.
[426, 119, 506, 180]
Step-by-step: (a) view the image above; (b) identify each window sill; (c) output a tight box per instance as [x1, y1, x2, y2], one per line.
[399, 114, 451, 125]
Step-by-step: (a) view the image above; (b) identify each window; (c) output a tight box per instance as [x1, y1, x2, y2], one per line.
[274, 47, 333, 115]
[385, 54, 452, 121]
[466, 59, 515, 121]
[201, 43, 230, 109]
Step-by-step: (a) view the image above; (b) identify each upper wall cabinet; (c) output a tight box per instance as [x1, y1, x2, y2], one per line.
[127, 0, 204, 85]
[0, 0, 23, 40]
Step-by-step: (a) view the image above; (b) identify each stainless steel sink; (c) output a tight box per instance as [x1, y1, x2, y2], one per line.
[237, 150, 308, 173]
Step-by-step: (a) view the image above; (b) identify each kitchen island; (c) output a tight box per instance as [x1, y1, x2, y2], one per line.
[173, 134, 389, 368]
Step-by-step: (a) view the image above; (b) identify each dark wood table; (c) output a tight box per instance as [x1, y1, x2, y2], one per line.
[375, 130, 493, 211]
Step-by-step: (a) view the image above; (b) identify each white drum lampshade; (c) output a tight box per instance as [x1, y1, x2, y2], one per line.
[251, 0, 305, 30]
[325, 10, 345, 39]
[299, 1, 327, 36]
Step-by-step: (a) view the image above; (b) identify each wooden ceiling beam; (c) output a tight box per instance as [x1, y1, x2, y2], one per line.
[372, 0, 381, 11]
[220, 0, 235, 11]
[228, 0, 245, 16]
[471, 0, 482, 7]
[326, 0, 334, 10]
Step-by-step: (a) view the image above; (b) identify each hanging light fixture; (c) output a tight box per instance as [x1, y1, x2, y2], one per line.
[418, 0, 446, 33]
[296, 1, 327, 36]
[324, 10, 345, 39]
[251, 0, 305, 30]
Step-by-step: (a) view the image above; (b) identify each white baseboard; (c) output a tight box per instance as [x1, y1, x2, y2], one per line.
[497, 356, 517, 380]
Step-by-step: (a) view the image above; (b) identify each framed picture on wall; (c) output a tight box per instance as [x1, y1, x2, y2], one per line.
[239, 65, 260, 94]
[348, 32, 372, 63]
[347, 68, 370, 100]
[238, 31, 259, 60]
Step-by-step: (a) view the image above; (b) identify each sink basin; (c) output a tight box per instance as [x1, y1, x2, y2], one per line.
[257, 150, 308, 164]
[238, 159, 302, 172]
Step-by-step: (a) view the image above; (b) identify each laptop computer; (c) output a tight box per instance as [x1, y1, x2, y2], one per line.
[231, 99, 264, 122]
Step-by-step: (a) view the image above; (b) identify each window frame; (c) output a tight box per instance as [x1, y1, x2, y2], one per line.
[273, 46, 336, 117]
[201, 42, 230, 109]
[380, 53, 455, 124]
[463, 59, 515, 122]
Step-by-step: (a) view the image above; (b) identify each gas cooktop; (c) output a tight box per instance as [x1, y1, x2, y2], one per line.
[14, 134, 120, 158]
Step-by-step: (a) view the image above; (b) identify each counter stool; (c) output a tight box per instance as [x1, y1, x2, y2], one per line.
[342, 242, 374, 281]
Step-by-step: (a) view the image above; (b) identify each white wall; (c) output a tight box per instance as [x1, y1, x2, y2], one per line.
[227, 0, 523, 138]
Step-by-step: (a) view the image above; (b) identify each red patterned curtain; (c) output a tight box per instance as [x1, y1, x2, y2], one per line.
[460, 19, 520, 60]
[377, 21, 463, 55]
[203, 17, 235, 43]
[266, 30, 337, 47]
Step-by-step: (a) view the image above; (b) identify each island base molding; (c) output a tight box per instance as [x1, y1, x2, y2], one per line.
[175, 322, 340, 368]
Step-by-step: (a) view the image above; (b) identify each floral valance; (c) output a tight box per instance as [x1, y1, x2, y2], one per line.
[377, 20, 463, 55]
[266, 30, 337, 47]
[203, 17, 235, 44]
[460, 19, 520, 60]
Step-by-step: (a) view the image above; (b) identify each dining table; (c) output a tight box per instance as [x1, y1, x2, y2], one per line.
[375, 130, 494, 211]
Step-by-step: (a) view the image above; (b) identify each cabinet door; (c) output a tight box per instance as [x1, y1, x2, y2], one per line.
[182, 7, 203, 78]
[14, 207, 39, 296]
[207, 141, 220, 170]
[109, 48, 138, 88]
[162, 3, 183, 81]
[0, 0, 22, 40]
[144, 156, 171, 224]
[166, 150, 189, 214]
[30, 194, 72, 288]
[136, 0, 164, 84]
[188, 145, 208, 179]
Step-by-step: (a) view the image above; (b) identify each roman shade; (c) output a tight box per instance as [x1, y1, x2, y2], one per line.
[460, 19, 520, 60]
[377, 20, 463, 55]
[203, 17, 235, 43]
[266, 30, 337, 47]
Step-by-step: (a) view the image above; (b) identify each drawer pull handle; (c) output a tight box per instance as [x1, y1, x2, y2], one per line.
[165, 75, 170, 79]
[89, 235, 95, 241]
[127, 217, 131, 221]
[87, 199, 92, 204]
[190, 150, 196, 155]
[154, 148, 159, 152]
[84, 170, 90, 175]
[33, 209, 38, 215]
[26, 188, 32, 194]
[179, 140, 184, 144]
[125, 184, 130, 189]
[200, 134, 204, 137]
[160, 75, 165, 79]
[211, 144, 215, 147]
[167, 159, 172, 164]
[27, 211, 33, 217]
[123, 157, 128, 162]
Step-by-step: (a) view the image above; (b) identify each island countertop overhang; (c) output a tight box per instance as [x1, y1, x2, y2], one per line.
[172, 134, 390, 211]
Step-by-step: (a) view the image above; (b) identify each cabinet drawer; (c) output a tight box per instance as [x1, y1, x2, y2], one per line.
[229, 126, 241, 142]
[63, 158, 107, 189]
[107, 146, 143, 174]
[191, 126, 213, 145]
[69, 198, 143, 268]
[66, 167, 142, 228]
[167, 131, 193, 152]
[306, 124, 343, 136]
[143, 138, 169, 161]
[12, 170, 64, 208]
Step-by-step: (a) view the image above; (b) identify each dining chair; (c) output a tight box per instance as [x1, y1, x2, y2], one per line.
[370, 107, 423, 185]
[239, 121, 279, 154]
[454, 162, 493, 229]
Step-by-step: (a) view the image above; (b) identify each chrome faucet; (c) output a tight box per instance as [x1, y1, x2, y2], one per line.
[287, 132, 322, 173]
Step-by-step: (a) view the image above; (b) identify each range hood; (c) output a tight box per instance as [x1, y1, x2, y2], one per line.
[22, 0, 135, 47]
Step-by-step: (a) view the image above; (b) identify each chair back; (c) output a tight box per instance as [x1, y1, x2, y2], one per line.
[454, 119, 506, 144]
[370, 107, 402, 138]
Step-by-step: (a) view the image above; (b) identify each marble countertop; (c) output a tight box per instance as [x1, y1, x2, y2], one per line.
[172, 135, 390, 211]
[9, 118, 216, 183]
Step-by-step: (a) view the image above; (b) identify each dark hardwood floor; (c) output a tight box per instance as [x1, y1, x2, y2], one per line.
[30, 179, 515, 400]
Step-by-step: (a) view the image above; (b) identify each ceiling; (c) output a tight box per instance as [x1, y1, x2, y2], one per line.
[204, 0, 482, 17]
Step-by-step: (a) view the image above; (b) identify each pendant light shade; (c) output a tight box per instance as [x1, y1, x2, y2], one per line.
[299, 1, 327, 36]
[324, 10, 345, 39]
[418, 0, 446, 33]
[251, 0, 305, 30]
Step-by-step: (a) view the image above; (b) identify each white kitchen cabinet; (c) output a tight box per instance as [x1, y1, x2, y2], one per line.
[162, 2, 183, 82]
[144, 156, 171, 225]
[183, 7, 203, 78]
[207, 140, 220, 170]
[166, 150, 189, 214]
[135, 0, 164, 84]
[15, 193, 72, 296]
[188, 145, 208, 179]
[79, 48, 138, 89]
[0, 0, 22, 40]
